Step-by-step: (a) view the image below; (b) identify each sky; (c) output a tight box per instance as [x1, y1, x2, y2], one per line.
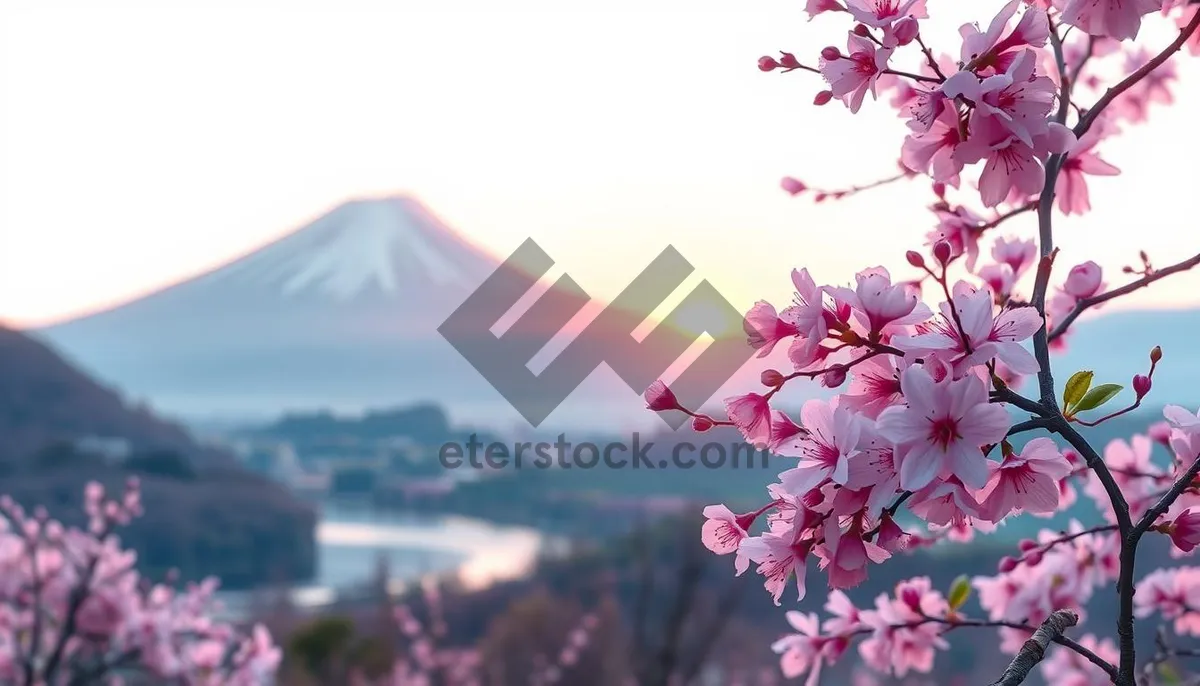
[2, 0, 1200, 328]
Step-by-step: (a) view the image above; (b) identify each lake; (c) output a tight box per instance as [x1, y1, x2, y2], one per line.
[216, 499, 552, 618]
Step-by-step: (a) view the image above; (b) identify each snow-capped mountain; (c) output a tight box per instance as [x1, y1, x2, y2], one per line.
[31, 196, 668, 428]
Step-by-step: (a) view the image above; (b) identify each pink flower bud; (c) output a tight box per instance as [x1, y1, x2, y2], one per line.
[1151, 345, 1163, 364]
[822, 365, 847, 388]
[1025, 550, 1044, 567]
[761, 369, 785, 387]
[892, 17, 919, 45]
[781, 176, 807, 195]
[644, 380, 681, 412]
[820, 46, 841, 60]
[1133, 374, 1152, 399]
[998, 556, 1018, 573]
[757, 56, 780, 72]
[691, 415, 715, 432]
[852, 24, 870, 37]
[933, 240, 952, 266]
[932, 181, 946, 198]
[1018, 539, 1038, 553]
[905, 250, 925, 269]
[1063, 261, 1103, 298]
[778, 51, 800, 69]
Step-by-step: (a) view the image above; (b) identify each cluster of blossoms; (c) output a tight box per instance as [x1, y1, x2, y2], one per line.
[647, 1, 1200, 684]
[354, 583, 601, 686]
[0, 480, 279, 685]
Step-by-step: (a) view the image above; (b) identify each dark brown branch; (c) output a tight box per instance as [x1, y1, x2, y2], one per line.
[987, 610, 1080, 686]
[1075, 9, 1200, 139]
[1048, 251, 1200, 341]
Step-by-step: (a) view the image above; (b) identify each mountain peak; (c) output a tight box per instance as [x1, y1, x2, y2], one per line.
[207, 195, 496, 303]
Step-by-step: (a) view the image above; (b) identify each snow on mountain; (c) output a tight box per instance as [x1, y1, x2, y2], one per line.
[210, 196, 484, 300]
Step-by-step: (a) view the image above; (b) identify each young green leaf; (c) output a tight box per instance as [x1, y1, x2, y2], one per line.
[1075, 383, 1124, 413]
[1062, 370, 1093, 411]
[948, 575, 971, 611]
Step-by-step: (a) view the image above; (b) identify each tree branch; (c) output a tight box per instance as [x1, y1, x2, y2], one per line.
[1048, 251, 1200, 341]
[987, 610, 1080, 686]
[1075, 9, 1200, 139]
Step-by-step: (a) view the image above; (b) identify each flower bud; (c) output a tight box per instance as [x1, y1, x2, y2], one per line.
[1133, 374, 1152, 399]
[1018, 539, 1038, 553]
[781, 176, 807, 195]
[813, 90, 834, 106]
[778, 51, 800, 69]
[644, 380, 682, 412]
[892, 17, 919, 45]
[1025, 550, 1044, 566]
[852, 24, 870, 36]
[1063, 260, 1103, 299]
[906, 250, 925, 269]
[820, 46, 841, 60]
[757, 56, 780, 72]
[933, 240, 952, 266]
[691, 415, 715, 432]
[761, 369, 785, 387]
[822, 365, 847, 388]
[998, 556, 1018, 573]
[1151, 345, 1163, 363]
[932, 181, 946, 198]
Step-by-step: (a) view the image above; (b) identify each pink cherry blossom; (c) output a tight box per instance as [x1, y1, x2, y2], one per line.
[644, 379, 682, 411]
[778, 399, 865, 494]
[895, 284, 1043, 375]
[1057, 116, 1121, 215]
[1167, 509, 1200, 553]
[977, 437, 1073, 522]
[726, 392, 774, 448]
[819, 33, 895, 113]
[701, 504, 756, 572]
[745, 301, 801, 357]
[876, 365, 1011, 490]
[1060, 0, 1162, 40]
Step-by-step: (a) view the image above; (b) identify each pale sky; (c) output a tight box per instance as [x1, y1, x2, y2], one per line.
[2, 0, 1199, 327]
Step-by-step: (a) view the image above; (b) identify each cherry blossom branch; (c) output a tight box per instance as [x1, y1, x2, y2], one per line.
[987, 610, 1082, 686]
[1047, 414, 1132, 532]
[1049, 19, 1071, 126]
[1048, 251, 1200, 341]
[1076, 9, 1200, 139]
[806, 170, 911, 202]
[1134, 454, 1200, 538]
[914, 33, 947, 81]
[1006, 417, 1052, 436]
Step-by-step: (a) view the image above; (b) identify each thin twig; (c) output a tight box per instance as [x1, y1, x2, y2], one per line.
[1048, 251, 1200, 340]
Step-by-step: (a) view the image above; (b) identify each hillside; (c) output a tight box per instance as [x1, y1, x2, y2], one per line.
[0, 326, 317, 588]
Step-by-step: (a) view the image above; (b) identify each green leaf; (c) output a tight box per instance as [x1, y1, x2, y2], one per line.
[1075, 383, 1124, 413]
[1062, 370, 1093, 411]
[948, 575, 971, 611]
[1158, 662, 1182, 685]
